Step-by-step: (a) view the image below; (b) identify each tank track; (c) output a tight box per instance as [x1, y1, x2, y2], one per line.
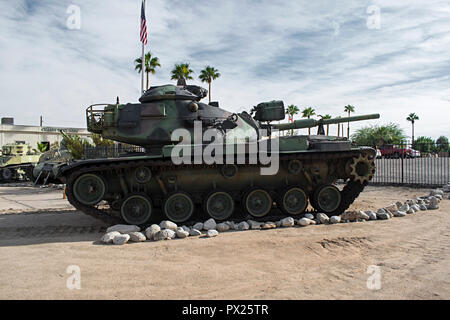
[64, 150, 371, 227]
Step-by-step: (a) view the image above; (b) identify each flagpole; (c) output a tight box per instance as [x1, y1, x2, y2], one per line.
[141, 0, 146, 94]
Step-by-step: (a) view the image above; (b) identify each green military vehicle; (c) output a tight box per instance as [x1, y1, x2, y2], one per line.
[33, 140, 72, 185]
[0, 142, 41, 182]
[56, 84, 379, 226]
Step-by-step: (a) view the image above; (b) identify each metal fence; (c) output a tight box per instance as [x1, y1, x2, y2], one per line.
[370, 141, 450, 187]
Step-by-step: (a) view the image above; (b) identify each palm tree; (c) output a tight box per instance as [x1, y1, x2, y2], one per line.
[285, 105, 299, 136]
[301, 107, 316, 135]
[406, 113, 419, 147]
[199, 66, 221, 103]
[134, 52, 161, 90]
[323, 114, 332, 135]
[171, 63, 194, 86]
[344, 105, 355, 138]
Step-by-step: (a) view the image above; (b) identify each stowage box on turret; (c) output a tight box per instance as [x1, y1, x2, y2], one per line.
[56, 84, 379, 225]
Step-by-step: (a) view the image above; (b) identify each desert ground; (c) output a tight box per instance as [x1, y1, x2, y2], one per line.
[0, 183, 448, 300]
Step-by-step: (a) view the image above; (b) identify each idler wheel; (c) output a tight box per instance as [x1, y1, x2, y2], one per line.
[312, 185, 341, 214]
[349, 153, 375, 184]
[244, 188, 272, 218]
[120, 194, 153, 225]
[279, 186, 308, 215]
[73, 173, 106, 205]
[163, 191, 194, 223]
[134, 166, 152, 184]
[204, 191, 235, 220]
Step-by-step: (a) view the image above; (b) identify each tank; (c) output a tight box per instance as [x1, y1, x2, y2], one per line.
[55, 84, 380, 226]
[32, 140, 72, 185]
[0, 142, 41, 182]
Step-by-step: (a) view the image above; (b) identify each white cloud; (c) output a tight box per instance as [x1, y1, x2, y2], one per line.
[0, 0, 449, 140]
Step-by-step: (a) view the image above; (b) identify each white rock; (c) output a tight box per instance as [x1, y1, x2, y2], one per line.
[206, 229, 219, 237]
[419, 204, 428, 211]
[261, 222, 276, 229]
[304, 213, 315, 220]
[153, 229, 176, 241]
[377, 208, 387, 214]
[237, 221, 250, 231]
[193, 222, 204, 230]
[145, 224, 161, 240]
[298, 218, 311, 226]
[376, 212, 390, 220]
[101, 231, 121, 244]
[330, 216, 341, 224]
[280, 217, 295, 227]
[341, 211, 358, 221]
[442, 184, 450, 193]
[365, 210, 377, 220]
[159, 221, 178, 231]
[309, 219, 317, 225]
[356, 211, 370, 220]
[128, 232, 146, 242]
[395, 201, 403, 209]
[316, 213, 330, 224]
[435, 194, 443, 200]
[430, 189, 444, 196]
[113, 233, 130, 245]
[176, 228, 189, 239]
[384, 204, 398, 214]
[106, 224, 140, 234]
[247, 220, 262, 230]
[399, 203, 410, 212]
[189, 228, 202, 236]
[216, 223, 231, 232]
[407, 208, 414, 214]
[203, 218, 217, 231]
[394, 211, 407, 217]
[410, 204, 420, 212]
[181, 225, 190, 232]
[427, 196, 440, 210]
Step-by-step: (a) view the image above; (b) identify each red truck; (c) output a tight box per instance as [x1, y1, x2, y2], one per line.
[378, 144, 421, 158]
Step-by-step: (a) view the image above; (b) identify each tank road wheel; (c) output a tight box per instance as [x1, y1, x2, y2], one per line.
[244, 188, 273, 218]
[348, 154, 375, 184]
[163, 191, 194, 223]
[204, 191, 235, 220]
[120, 194, 153, 225]
[2, 168, 12, 181]
[279, 186, 308, 215]
[312, 185, 341, 214]
[73, 173, 106, 205]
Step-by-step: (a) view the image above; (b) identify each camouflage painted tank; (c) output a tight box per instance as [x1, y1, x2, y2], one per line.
[32, 140, 72, 184]
[56, 84, 379, 225]
[0, 142, 41, 182]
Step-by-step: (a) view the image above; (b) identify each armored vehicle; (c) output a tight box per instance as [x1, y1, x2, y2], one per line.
[56, 84, 379, 225]
[0, 142, 41, 182]
[33, 140, 72, 185]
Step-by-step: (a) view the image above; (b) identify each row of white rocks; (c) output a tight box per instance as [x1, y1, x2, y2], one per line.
[101, 188, 447, 245]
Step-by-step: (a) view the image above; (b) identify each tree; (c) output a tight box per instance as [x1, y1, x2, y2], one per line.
[301, 107, 316, 135]
[61, 132, 93, 160]
[323, 114, 332, 136]
[286, 104, 299, 136]
[36, 142, 49, 153]
[199, 66, 221, 103]
[171, 63, 194, 86]
[351, 123, 406, 147]
[92, 133, 115, 147]
[414, 136, 435, 154]
[344, 105, 355, 138]
[134, 52, 161, 90]
[436, 136, 449, 152]
[406, 113, 419, 146]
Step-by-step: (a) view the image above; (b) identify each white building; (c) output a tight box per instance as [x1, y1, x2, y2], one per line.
[0, 118, 90, 148]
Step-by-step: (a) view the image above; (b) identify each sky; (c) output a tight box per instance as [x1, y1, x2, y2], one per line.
[0, 0, 449, 140]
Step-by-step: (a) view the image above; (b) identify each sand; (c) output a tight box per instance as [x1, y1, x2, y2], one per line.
[0, 185, 448, 299]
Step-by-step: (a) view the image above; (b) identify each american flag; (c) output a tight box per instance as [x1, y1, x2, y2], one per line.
[140, 1, 148, 45]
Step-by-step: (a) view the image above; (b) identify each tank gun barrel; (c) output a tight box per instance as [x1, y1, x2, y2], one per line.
[272, 113, 380, 131]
